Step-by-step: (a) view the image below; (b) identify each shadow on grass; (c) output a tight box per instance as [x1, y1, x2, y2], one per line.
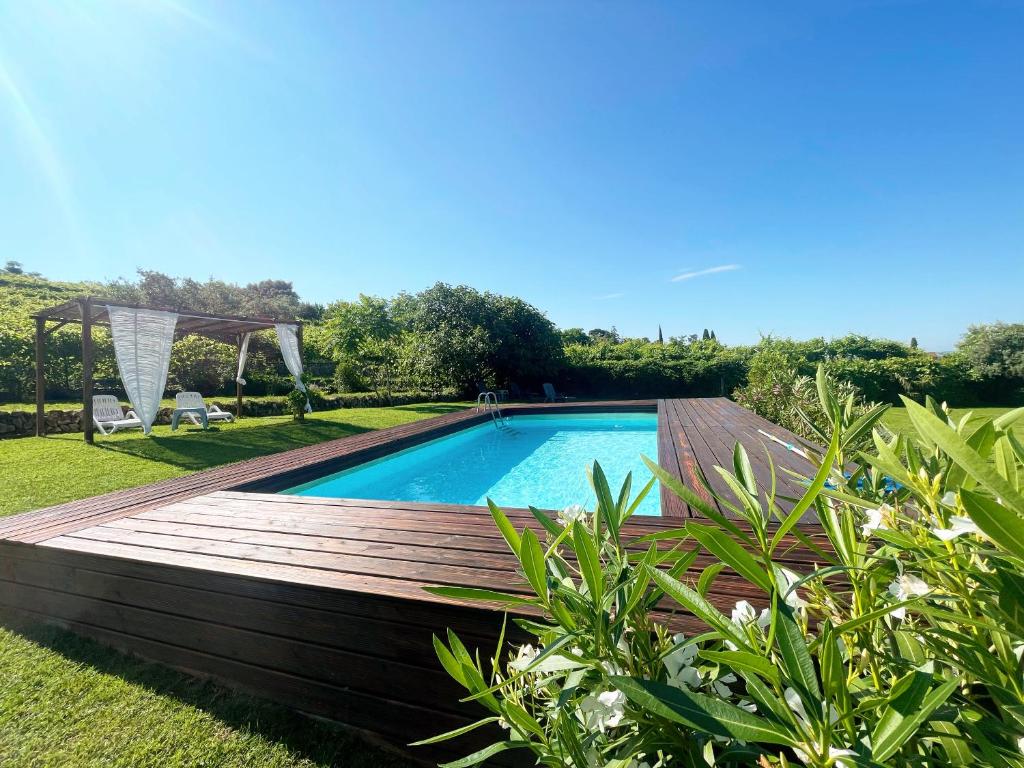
[387, 404, 468, 416]
[94, 420, 378, 472]
[93, 404, 470, 472]
[1, 618, 415, 768]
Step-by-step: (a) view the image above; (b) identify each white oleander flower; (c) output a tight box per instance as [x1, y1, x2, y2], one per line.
[731, 600, 770, 628]
[861, 504, 892, 536]
[787, 689, 850, 765]
[558, 504, 589, 526]
[711, 672, 737, 698]
[578, 689, 627, 732]
[888, 574, 931, 620]
[665, 634, 702, 689]
[1018, 735, 1024, 755]
[931, 515, 982, 541]
[509, 643, 582, 674]
[778, 567, 809, 610]
[792, 744, 857, 766]
[940, 491, 957, 507]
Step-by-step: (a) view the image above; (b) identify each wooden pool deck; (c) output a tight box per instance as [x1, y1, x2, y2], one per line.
[0, 398, 823, 762]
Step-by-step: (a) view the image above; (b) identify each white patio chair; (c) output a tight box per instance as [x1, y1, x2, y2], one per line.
[92, 395, 144, 435]
[174, 391, 235, 425]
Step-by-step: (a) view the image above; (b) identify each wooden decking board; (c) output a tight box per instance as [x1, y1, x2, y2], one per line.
[0, 398, 825, 759]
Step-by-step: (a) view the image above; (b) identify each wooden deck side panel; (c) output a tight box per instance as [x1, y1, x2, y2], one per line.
[0, 398, 826, 759]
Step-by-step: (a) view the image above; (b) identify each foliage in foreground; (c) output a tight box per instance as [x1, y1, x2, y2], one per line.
[422, 369, 1024, 767]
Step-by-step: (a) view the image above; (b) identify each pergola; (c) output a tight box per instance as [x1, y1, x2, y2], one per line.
[32, 297, 302, 443]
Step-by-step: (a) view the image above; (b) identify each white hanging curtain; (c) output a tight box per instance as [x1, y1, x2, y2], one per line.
[107, 306, 178, 434]
[235, 332, 251, 385]
[275, 323, 311, 412]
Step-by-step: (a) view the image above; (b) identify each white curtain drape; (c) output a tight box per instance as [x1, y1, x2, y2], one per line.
[275, 323, 311, 412]
[107, 306, 178, 434]
[235, 332, 251, 385]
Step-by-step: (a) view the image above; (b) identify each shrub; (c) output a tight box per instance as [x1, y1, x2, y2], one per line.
[422, 374, 1024, 767]
[167, 334, 236, 394]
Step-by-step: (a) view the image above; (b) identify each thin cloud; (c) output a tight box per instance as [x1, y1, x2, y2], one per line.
[596, 292, 625, 300]
[671, 264, 741, 282]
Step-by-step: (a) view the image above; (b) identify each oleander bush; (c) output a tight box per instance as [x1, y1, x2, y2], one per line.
[421, 371, 1024, 767]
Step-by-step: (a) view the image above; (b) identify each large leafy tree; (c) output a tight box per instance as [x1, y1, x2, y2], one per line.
[958, 322, 1024, 379]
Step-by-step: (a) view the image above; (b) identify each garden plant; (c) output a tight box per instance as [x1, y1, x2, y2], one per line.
[420, 369, 1024, 767]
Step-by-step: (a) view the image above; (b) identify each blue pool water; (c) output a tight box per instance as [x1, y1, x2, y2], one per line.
[285, 412, 661, 515]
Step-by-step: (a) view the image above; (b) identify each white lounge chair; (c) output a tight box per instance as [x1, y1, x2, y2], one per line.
[92, 395, 144, 435]
[174, 391, 235, 425]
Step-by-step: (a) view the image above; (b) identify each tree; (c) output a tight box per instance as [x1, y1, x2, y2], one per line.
[560, 327, 590, 346]
[657, 325, 664, 344]
[167, 335, 236, 393]
[3, 261, 24, 275]
[587, 328, 621, 344]
[910, 336, 918, 349]
[702, 328, 710, 341]
[957, 322, 1024, 380]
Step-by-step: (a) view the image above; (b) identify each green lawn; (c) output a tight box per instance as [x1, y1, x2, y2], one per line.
[881, 405, 1022, 438]
[0, 403, 469, 767]
[0, 402, 468, 518]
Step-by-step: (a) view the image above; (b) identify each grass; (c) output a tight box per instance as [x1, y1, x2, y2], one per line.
[0, 620, 413, 768]
[0, 402, 469, 767]
[0, 402, 468, 518]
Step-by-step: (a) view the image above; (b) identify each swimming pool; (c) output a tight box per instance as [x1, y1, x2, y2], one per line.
[284, 412, 661, 516]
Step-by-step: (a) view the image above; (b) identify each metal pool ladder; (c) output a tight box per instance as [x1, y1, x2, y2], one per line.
[476, 392, 512, 430]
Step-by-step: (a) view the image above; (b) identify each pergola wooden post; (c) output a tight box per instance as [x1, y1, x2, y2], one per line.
[81, 298, 94, 444]
[236, 333, 244, 419]
[34, 316, 45, 437]
[31, 298, 299, 443]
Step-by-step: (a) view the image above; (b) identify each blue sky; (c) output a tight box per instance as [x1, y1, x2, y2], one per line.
[1, 1, 1021, 350]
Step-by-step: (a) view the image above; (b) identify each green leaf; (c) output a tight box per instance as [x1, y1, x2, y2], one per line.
[871, 669, 932, 755]
[648, 566, 750, 649]
[998, 568, 1024, 634]
[994, 436, 1019, 490]
[697, 562, 725, 597]
[433, 634, 468, 688]
[686, 522, 771, 592]
[408, 716, 500, 746]
[611, 676, 795, 746]
[501, 701, 545, 739]
[872, 678, 957, 761]
[829, 599, 919, 635]
[733, 443, 758, 497]
[698, 649, 781, 686]
[591, 461, 620, 546]
[774, 597, 821, 708]
[902, 396, 1024, 516]
[960, 488, 1024, 561]
[423, 586, 536, 606]
[995, 405, 1024, 431]
[624, 475, 657, 523]
[770, 422, 841, 552]
[816, 363, 840, 421]
[529, 505, 562, 537]
[842, 402, 891, 450]
[641, 455, 752, 544]
[438, 741, 526, 768]
[615, 471, 633, 519]
[487, 499, 521, 555]
[571, 521, 603, 605]
[519, 527, 548, 601]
